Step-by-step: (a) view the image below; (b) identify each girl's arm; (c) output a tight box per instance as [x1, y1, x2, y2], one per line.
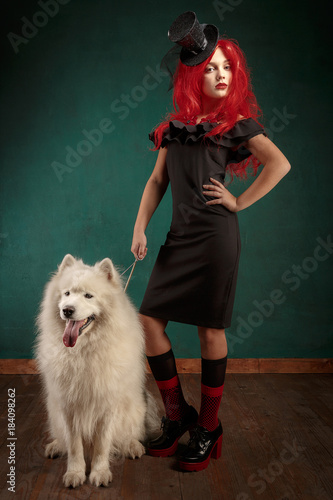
[131, 147, 169, 260]
[203, 134, 291, 212]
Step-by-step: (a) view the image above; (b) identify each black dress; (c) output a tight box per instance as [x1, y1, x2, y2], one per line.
[139, 118, 266, 329]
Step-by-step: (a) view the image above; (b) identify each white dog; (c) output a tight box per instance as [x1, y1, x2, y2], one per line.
[36, 254, 158, 488]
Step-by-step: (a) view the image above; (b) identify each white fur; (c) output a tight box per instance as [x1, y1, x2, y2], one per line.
[35, 254, 158, 488]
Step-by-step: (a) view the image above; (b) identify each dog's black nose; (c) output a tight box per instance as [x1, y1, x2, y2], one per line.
[63, 307, 75, 318]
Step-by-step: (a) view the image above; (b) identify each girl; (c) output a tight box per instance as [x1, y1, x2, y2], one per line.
[131, 11, 290, 471]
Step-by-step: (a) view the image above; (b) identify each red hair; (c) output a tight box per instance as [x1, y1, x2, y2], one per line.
[152, 38, 263, 179]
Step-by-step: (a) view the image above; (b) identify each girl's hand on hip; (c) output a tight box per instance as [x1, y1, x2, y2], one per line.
[131, 230, 148, 260]
[203, 177, 238, 212]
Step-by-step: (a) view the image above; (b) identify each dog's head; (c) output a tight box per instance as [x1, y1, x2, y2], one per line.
[55, 254, 121, 348]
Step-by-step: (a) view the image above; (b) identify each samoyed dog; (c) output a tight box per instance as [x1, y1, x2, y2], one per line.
[36, 254, 158, 488]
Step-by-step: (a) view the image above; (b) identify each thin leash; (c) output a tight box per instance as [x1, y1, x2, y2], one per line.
[120, 257, 141, 292]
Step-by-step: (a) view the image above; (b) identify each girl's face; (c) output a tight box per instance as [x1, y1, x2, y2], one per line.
[201, 48, 232, 101]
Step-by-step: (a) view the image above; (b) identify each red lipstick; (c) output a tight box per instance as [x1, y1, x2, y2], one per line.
[216, 83, 227, 89]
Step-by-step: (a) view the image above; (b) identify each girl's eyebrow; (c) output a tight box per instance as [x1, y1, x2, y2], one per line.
[207, 59, 231, 66]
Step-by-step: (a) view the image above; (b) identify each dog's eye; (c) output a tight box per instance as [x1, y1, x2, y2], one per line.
[84, 293, 93, 299]
[64, 291, 70, 296]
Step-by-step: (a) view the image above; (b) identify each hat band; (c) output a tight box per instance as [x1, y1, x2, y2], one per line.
[188, 38, 208, 55]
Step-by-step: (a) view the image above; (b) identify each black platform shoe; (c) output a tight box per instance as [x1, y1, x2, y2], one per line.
[148, 406, 198, 457]
[179, 421, 223, 471]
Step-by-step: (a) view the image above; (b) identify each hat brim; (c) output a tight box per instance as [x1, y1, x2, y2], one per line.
[179, 24, 219, 66]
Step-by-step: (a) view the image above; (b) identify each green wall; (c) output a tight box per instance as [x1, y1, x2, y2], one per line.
[1, 0, 332, 359]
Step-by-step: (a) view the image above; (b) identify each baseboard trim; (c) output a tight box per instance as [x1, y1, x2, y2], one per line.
[176, 358, 333, 373]
[1, 358, 332, 374]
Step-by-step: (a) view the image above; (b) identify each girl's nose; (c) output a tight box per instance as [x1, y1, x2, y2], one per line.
[216, 68, 224, 80]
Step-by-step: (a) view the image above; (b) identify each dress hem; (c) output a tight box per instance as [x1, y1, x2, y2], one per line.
[138, 308, 231, 329]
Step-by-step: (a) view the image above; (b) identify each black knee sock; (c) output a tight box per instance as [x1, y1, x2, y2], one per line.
[147, 349, 178, 381]
[201, 355, 228, 387]
[147, 349, 189, 421]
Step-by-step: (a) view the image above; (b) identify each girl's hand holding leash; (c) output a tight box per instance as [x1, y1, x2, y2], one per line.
[131, 229, 147, 260]
[203, 177, 238, 212]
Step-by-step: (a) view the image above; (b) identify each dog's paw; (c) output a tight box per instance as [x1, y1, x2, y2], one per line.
[127, 439, 145, 459]
[45, 439, 63, 458]
[89, 468, 113, 487]
[63, 470, 86, 488]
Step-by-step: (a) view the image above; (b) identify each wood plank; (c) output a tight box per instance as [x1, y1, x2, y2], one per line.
[1, 374, 332, 499]
[263, 374, 333, 499]
[231, 374, 305, 499]
[0, 375, 45, 499]
[0, 359, 38, 374]
[222, 374, 286, 499]
[121, 454, 183, 500]
[259, 358, 333, 373]
[2, 358, 333, 374]
[237, 373, 333, 500]
[0, 376, 43, 478]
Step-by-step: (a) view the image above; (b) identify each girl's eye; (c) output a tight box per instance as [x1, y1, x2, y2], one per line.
[85, 293, 93, 299]
[205, 67, 214, 72]
[64, 291, 70, 296]
[224, 65, 231, 71]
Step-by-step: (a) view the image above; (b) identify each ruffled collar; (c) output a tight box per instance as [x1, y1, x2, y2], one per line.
[159, 118, 258, 147]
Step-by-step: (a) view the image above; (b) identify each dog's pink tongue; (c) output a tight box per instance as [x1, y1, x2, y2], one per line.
[63, 320, 85, 348]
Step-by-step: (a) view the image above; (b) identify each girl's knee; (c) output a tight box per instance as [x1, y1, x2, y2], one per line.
[139, 314, 170, 356]
[139, 313, 168, 331]
[198, 327, 226, 345]
[139, 314, 167, 335]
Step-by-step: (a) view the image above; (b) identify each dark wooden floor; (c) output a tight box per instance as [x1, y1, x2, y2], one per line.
[0, 373, 332, 500]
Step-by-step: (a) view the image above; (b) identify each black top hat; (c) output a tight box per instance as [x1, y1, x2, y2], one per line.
[168, 11, 219, 66]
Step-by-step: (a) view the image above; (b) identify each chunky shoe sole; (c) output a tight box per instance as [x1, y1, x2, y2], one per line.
[179, 434, 223, 471]
[148, 425, 195, 457]
[148, 440, 179, 457]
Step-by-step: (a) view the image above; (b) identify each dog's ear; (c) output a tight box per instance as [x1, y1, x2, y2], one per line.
[58, 254, 76, 273]
[98, 258, 115, 281]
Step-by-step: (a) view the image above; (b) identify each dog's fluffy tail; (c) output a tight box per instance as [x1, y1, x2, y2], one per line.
[144, 390, 160, 442]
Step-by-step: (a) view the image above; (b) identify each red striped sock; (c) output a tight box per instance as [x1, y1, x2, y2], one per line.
[156, 375, 189, 421]
[198, 383, 224, 431]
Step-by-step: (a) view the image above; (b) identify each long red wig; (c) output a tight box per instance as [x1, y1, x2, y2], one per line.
[152, 38, 263, 179]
